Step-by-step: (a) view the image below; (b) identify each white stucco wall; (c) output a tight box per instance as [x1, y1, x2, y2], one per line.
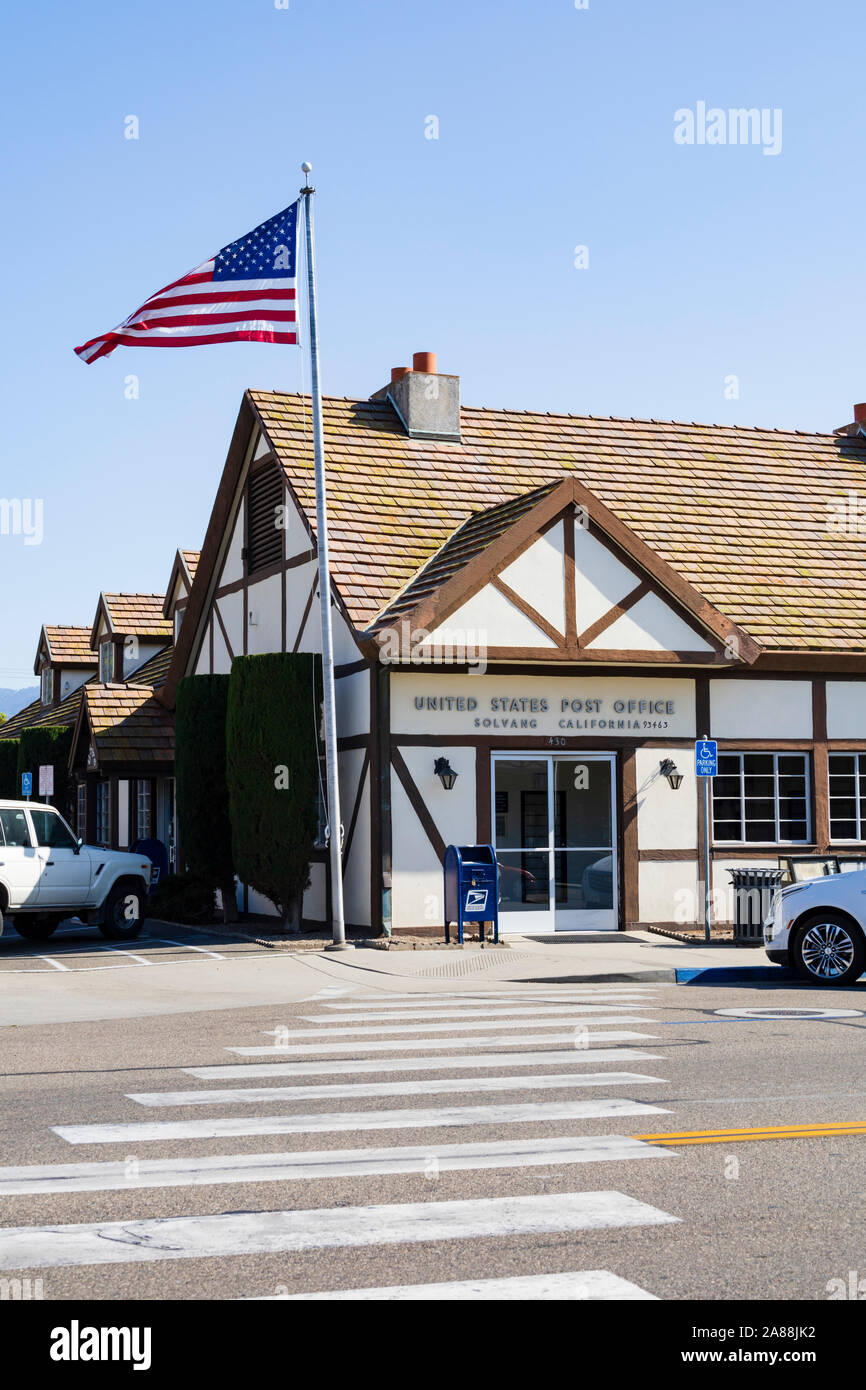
[246, 572, 283, 656]
[390, 744, 477, 929]
[58, 668, 91, 699]
[710, 680, 812, 739]
[638, 860, 699, 924]
[335, 669, 370, 739]
[826, 682, 866, 740]
[635, 746, 698, 850]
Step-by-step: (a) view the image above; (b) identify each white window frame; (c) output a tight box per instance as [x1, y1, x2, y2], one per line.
[99, 642, 113, 684]
[829, 751, 866, 843]
[96, 782, 111, 846]
[712, 751, 811, 845]
[136, 779, 152, 840]
[76, 783, 86, 839]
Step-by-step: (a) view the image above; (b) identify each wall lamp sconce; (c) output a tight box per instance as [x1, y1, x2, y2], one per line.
[434, 757, 458, 791]
[659, 758, 683, 790]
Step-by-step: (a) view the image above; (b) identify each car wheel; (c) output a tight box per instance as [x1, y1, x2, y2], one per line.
[13, 916, 61, 941]
[99, 881, 145, 940]
[792, 913, 865, 986]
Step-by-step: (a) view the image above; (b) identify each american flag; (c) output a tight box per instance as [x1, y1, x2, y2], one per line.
[75, 202, 300, 363]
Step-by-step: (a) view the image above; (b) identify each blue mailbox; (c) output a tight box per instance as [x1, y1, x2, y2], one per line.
[443, 844, 499, 945]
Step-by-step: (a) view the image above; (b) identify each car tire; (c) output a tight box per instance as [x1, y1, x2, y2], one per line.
[13, 916, 61, 941]
[99, 880, 146, 940]
[791, 912, 865, 986]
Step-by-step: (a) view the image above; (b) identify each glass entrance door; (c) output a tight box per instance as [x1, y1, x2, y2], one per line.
[492, 754, 618, 932]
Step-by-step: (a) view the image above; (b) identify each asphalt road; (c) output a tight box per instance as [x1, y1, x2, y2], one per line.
[2, 949, 866, 1302]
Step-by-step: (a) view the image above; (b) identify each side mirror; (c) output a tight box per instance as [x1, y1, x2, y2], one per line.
[74, 838, 83, 855]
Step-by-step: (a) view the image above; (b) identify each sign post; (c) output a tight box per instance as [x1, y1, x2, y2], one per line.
[21, 771, 32, 801]
[695, 738, 718, 943]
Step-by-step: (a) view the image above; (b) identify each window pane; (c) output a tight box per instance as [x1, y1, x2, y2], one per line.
[830, 797, 857, 821]
[777, 755, 807, 776]
[497, 851, 549, 911]
[744, 820, 775, 842]
[779, 819, 808, 842]
[713, 775, 740, 798]
[744, 754, 774, 776]
[0, 809, 30, 847]
[830, 754, 856, 776]
[29, 809, 77, 850]
[831, 819, 858, 840]
[493, 761, 548, 850]
[744, 774, 775, 798]
[554, 760, 612, 848]
[713, 821, 742, 841]
[718, 755, 741, 777]
[713, 797, 741, 821]
[555, 850, 614, 910]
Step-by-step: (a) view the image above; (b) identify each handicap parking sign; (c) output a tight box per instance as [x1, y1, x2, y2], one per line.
[695, 740, 718, 776]
[21, 771, 32, 797]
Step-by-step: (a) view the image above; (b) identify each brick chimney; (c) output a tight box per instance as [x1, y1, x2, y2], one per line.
[371, 351, 461, 442]
[834, 402, 866, 438]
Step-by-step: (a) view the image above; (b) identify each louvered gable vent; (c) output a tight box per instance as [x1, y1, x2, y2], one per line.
[246, 463, 283, 573]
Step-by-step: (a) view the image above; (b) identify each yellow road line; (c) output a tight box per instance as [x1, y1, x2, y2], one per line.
[632, 1120, 866, 1146]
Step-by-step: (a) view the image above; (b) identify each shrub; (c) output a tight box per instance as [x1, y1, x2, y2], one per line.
[175, 674, 237, 922]
[226, 652, 323, 929]
[0, 740, 19, 799]
[148, 872, 216, 924]
[16, 727, 72, 817]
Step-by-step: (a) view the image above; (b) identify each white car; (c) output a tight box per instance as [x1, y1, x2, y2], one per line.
[0, 800, 153, 942]
[764, 868, 866, 984]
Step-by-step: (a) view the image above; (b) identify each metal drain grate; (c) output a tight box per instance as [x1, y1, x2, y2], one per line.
[416, 951, 541, 978]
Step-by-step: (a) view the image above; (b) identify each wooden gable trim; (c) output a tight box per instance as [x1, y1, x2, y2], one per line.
[578, 579, 651, 648]
[489, 575, 565, 647]
[390, 746, 446, 863]
[365, 477, 760, 666]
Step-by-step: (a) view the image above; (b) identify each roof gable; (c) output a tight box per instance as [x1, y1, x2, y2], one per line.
[372, 478, 754, 666]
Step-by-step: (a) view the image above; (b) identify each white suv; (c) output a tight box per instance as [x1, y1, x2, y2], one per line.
[0, 800, 152, 942]
[764, 868, 866, 985]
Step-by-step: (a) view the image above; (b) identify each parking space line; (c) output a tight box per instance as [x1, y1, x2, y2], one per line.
[36, 956, 70, 971]
[148, 937, 226, 959]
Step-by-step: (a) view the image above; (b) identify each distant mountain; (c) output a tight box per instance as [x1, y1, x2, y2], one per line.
[0, 687, 38, 721]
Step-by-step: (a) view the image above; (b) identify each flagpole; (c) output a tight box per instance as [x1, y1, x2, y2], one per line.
[300, 163, 347, 950]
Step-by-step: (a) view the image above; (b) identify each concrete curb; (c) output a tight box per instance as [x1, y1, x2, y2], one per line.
[676, 965, 798, 984]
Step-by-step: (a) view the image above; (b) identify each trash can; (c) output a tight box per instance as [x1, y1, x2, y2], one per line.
[728, 867, 784, 944]
[443, 844, 499, 945]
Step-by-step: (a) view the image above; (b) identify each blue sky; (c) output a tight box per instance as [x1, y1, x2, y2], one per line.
[1, 0, 864, 686]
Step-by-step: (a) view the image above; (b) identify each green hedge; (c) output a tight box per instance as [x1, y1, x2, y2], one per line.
[175, 674, 237, 921]
[0, 740, 19, 798]
[226, 653, 323, 926]
[16, 727, 72, 816]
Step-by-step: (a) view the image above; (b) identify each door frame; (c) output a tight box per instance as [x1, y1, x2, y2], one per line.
[490, 750, 619, 934]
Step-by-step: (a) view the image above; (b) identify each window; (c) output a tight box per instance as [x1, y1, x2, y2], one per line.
[96, 782, 111, 846]
[829, 753, 866, 841]
[136, 780, 152, 839]
[29, 808, 78, 850]
[246, 464, 283, 574]
[40, 667, 52, 705]
[712, 752, 810, 844]
[99, 642, 113, 684]
[77, 783, 86, 839]
[0, 808, 31, 847]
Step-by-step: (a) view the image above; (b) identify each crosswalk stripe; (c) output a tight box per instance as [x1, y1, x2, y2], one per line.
[0, 1191, 680, 1270]
[318, 994, 654, 1011]
[220, 1028, 658, 1058]
[294, 1011, 661, 1034]
[184, 1047, 664, 1080]
[0, 1135, 674, 1197]
[53, 1098, 670, 1145]
[247, 1013, 658, 1044]
[127, 1071, 667, 1107]
[303, 1004, 654, 1024]
[254, 1270, 659, 1300]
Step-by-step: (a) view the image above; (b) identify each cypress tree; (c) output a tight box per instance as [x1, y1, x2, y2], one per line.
[0, 740, 19, 799]
[226, 652, 323, 930]
[175, 674, 238, 923]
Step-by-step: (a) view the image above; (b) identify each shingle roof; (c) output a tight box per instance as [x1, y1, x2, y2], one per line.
[41, 626, 96, 666]
[0, 682, 87, 737]
[251, 391, 866, 653]
[180, 550, 200, 583]
[82, 685, 174, 767]
[101, 593, 172, 640]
